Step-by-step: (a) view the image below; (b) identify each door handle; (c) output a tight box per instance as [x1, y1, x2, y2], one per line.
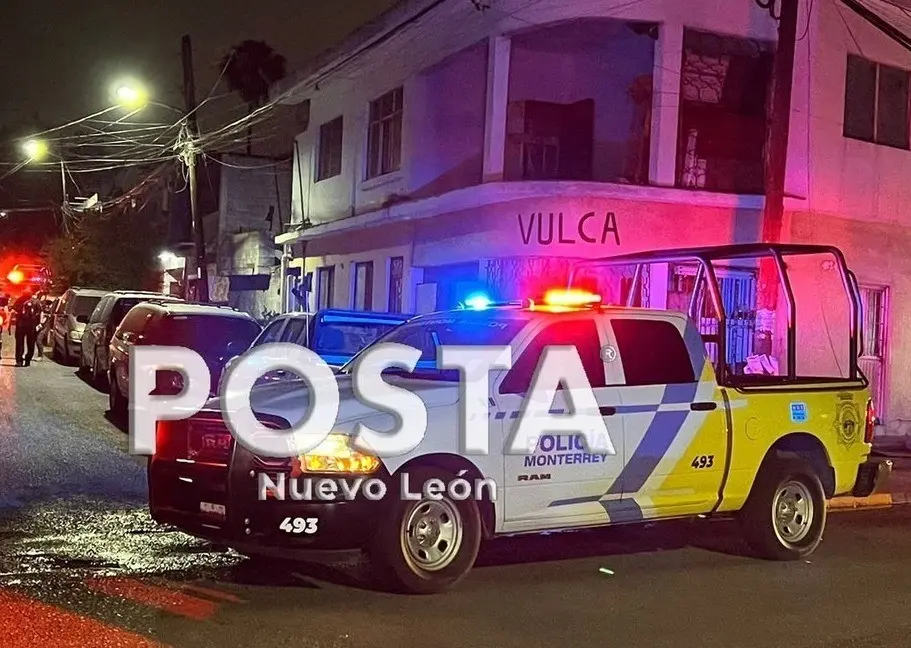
[599, 406, 616, 416]
[690, 401, 717, 411]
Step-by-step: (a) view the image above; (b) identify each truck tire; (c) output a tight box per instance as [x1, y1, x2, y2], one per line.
[368, 467, 482, 594]
[740, 458, 826, 561]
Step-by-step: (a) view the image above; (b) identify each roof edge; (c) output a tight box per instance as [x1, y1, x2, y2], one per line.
[270, 0, 445, 104]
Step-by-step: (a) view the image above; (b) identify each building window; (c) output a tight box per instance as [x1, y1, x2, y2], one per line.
[388, 256, 404, 313]
[367, 87, 403, 179]
[316, 116, 343, 181]
[844, 55, 910, 149]
[676, 30, 773, 194]
[317, 266, 335, 309]
[353, 261, 374, 310]
[860, 285, 888, 418]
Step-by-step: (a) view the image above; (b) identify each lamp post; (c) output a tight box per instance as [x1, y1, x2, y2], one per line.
[114, 76, 209, 302]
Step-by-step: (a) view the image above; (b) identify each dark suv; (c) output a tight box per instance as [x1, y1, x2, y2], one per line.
[80, 291, 183, 386]
[107, 301, 261, 415]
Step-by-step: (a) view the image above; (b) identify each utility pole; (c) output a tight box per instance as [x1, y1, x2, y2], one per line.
[754, 0, 800, 359]
[182, 34, 210, 302]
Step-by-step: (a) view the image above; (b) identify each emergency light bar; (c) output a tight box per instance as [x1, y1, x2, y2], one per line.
[542, 289, 602, 307]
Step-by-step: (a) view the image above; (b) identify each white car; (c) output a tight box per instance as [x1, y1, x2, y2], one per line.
[147, 244, 879, 594]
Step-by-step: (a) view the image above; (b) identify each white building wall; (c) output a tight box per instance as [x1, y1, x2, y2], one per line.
[287, 0, 783, 227]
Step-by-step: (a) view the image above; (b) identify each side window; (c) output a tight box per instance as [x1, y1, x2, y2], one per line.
[280, 318, 309, 344]
[257, 319, 286, 345]
[499, 320, 605, 395]
[88, 297, 107, 324]
[611, 318, 695, 386]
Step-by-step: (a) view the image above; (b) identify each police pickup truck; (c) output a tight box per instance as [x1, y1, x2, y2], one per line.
[148, 244, 891, 594]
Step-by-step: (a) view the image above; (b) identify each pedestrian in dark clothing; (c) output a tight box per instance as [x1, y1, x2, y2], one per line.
[13, 291, 43, 367]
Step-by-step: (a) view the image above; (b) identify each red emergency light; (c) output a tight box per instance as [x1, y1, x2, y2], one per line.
[542, 288, 602, 307]
[7, 269, 24, 284]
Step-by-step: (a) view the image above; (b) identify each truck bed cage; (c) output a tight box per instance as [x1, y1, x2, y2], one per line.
[568, 243, 863, 387]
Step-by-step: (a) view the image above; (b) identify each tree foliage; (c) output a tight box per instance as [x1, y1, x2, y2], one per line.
[42, 207, 166, 292]
[221, 40, 288, 153]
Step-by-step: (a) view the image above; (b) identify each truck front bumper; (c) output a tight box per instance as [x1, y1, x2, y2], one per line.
[851, 458, 893, 498]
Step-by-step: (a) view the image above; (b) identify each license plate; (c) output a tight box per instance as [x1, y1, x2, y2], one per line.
[200, 502, 226, 516]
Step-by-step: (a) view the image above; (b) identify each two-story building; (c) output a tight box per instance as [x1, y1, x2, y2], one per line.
[273, 0, 911, 436]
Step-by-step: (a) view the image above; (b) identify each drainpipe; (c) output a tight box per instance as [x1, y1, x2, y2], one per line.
[280, 243, 292, 313]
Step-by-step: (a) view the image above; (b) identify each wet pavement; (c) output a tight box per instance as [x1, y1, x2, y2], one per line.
[2, 332, 911, 647]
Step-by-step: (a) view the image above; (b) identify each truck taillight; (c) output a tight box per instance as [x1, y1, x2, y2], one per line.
[865, 399, 876, 444]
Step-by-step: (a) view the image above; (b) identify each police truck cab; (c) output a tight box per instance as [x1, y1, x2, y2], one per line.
[148, 244, 890, 594]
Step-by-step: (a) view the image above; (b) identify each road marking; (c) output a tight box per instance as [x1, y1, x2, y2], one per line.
[0, 589, 166, 647]
[85, 577, 219, 621]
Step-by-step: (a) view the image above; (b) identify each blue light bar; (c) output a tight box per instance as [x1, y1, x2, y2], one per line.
[463, 292, 492, 310]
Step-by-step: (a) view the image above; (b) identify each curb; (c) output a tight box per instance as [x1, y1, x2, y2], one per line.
[827, 493, 896, 510]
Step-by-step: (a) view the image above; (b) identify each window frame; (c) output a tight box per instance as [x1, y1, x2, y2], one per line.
[844, 54, 911, 150]
[315, 116, 344, 182]
[353, 261, 374, 311]
[388, 256, 404, 313]
[316, 266, 335, 310]
[366, 87, 404, 180]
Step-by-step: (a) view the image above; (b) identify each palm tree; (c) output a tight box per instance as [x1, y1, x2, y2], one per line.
[221, 40, 288, 154]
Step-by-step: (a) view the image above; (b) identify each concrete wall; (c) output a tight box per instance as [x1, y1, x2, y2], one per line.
[286, 0, 781, 227]
[796, 1, 911, 226]
[217, 154, 292, 276]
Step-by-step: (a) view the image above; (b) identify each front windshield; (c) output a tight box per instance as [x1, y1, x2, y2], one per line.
[340, 313, 527, 380]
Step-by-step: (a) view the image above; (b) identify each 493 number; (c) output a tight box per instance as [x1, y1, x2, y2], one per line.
[691, 455, 715, 469]
[279, 517, 318, 534]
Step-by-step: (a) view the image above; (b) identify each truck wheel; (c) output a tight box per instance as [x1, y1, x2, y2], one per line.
[740, 459, 826, 561]
[369, 467, 482, 594]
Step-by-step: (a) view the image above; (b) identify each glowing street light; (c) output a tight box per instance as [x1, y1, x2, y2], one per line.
[115, 82, 149, 110]
[21, 138, 48, 161]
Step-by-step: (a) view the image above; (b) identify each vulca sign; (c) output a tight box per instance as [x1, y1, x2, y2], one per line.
[128, 343, 617, 459]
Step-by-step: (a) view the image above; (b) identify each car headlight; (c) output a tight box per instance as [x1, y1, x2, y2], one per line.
[294, 433, 380, 474]
[69, 331, 82, 341]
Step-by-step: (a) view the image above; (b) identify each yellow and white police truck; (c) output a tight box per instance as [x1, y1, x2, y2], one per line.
[148, 244, 891, 594]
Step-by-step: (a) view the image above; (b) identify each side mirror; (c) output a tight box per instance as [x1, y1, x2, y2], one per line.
[76, 314, 89, 324]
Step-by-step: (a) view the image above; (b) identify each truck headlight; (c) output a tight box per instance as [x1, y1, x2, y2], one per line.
[296, 433, 380, 474]
[69, 331, 82, 341]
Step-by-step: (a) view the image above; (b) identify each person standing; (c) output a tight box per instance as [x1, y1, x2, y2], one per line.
[13, 290, 43, 367]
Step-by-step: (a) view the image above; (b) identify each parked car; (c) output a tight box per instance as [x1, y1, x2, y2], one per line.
[80, 291, 183, 386]
[50, 288, 108, 364]
[219, 309, 412, 386]
[108, 301, 261, 416]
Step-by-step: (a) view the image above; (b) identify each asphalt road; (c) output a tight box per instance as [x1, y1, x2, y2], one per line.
[1, 332, 911, 648]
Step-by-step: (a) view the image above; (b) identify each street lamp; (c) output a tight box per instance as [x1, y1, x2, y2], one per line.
[21, 138, 48, 161]
[115, 83, 149, 110]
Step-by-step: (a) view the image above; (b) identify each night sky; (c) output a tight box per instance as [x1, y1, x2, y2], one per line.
[1, 0, 399, 131]
[0, 0, 400, 255]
